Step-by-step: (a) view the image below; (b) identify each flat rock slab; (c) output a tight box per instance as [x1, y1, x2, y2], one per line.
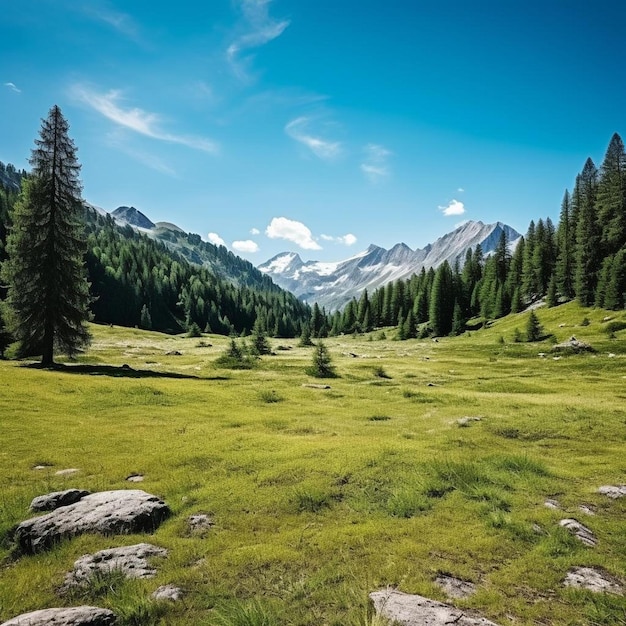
[559, 518, 597, 546]
[0, 606, 116, 626]
[14, 490, 170, 554]
[435, 575, 476, 599]
[564, 567, 624, 595]
[30, 489, 91, 512]
[63, 543, 168, 589]
[188, 514, 214, 533]
[370, 589, 501, 626]
[598, 485, 626, 499]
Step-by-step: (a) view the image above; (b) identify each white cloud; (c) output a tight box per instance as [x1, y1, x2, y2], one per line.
[4, 82, 21, 94]
[90, 7, 138, 39]
[71, 85, 219, 153]
[321, 233, 357, 246]
[207, 232, 226, 246]
[265, 216, 322, 250]
[457, 187, 465, 193]
[232, 239, 259, 253]
[250, 227, 260, 235]
[227, 0, 290, 81]
[361, 143, 391, 182]
[285, 117, 342, 160]
[438, 199, 466, 216]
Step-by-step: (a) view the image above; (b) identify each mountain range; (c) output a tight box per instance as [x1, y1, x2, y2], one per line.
[258, 221, 521, 310]
[105, 206, 521, 311]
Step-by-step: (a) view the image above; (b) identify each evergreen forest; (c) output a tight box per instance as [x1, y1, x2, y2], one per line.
[1, 132, 625, 349]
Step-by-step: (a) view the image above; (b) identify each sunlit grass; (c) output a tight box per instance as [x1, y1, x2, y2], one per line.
[0, 302, 625, 624]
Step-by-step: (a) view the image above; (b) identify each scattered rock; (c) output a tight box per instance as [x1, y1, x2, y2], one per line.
[165, 350, 182, 356]
[63, 543, 168, 590]
[0, 606, 116, 626]
[126, 474, 144, 483]
[370, 589, 501, 626]
[33, 464, 53, 470]
[30, 489, 90, 512]
[552, 336, 595, 354]
[544, 499, 561, 510]
[13, 490, 170, 554]
[608, 353, 616, 358]
[559, 518, 597, 546]
[152, 584, 183, 601]
[302, 384, 331, 389]
[598, 485, 626, 499]
[427, 382, 438, 387]
[558, 323, 567, 327]
[578, 504, 596, 516]
[456, 417, 481, 427]
[603, 316, 613, 322]
[55, 469, 80, 476]
[435, 574, 476, 599]
[538, 352, 547, 358]
[564, 567, 623, 594]
[188, 514, 214, 533]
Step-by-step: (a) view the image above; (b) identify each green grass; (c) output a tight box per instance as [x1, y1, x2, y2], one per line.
[0, 302, 625, 625]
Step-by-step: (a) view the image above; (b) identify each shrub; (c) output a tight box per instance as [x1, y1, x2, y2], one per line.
[259, 389, 282, 404]
[215, 339, 254, 369]
[186, 322, 202, 338]
[372, 365, 391, 379]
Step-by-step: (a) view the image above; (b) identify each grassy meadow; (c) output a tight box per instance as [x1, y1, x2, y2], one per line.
[0, 301, 625, 625]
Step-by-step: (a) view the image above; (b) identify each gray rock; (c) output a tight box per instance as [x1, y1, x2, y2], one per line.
[434, 575, 476, 599]
[598, 485, 626, 499]
[14, 490, 170, 554]
[302, 384, 331, 389]
[578, 504, 596, 516]
[63, 543, 167, 589]
[188, 514, 214, 533]
[125, 474, 144, 483]
[0, 606, 116, 626]
[370, 589, 501, 626]
[559, 518, 597, 546]
[30, 489, 90, 512]
[564, 567, 623, 594]
[544, 499, 561, 510]
[152, 584, 183, 601]
[552, 336, 594, 354]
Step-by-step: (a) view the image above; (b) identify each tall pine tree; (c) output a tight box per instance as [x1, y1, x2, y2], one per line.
[1, 106, 91, 364]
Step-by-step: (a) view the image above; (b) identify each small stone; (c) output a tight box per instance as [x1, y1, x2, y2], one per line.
[188, 514, 214, 533]
[0, 606, 116, 626]
[55, 468, 80, 476]
[31, 489, 90, 512]
[544, 499, 561, 510]
[457, 416, 482, 426]
[33, 465, 52, 470]
[126, 474, 144, 482]
[152, 584, 183, 601]
[435, 574, 476, 599]
[564, 567, 623, 594]
[165, 350, 182, 356]
[560, 518, 597, 546]
[598, 485, 626, 499]
[302, 384, 331, 389]
[578, 504, 596, 516]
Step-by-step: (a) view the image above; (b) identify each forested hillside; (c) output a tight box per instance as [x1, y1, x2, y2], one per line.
[327, 133, 626, 338]
[0, 167, 312, 340]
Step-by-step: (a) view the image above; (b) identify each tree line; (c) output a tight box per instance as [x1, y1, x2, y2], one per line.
[312, 133, 626, 339]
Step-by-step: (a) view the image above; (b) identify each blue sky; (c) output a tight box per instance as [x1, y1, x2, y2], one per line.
[2, 0, 625, 262]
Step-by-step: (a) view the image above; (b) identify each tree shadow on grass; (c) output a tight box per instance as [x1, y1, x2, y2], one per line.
[22, 362, 229, 380]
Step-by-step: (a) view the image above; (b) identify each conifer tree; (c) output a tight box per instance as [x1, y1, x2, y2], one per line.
[1, 106, 91, 364]
[555, 190, 575, 299]
[306, 341, 337, 378]
[574, 158, 600, 306]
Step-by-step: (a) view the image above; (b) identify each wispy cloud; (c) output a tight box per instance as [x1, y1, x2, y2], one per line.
[71, 85, 219, 153]
[207, 232, 226, 246]
[438, 199, 466, 216]
[321, 233, 357, 246]
[106, 135, 177, 176]
[4, 82, 21, 94]
[227, 0, 290, 82]
[266, 216, 322, 250]
[361, 143, 391, 183]
[457, 187, 465, 193]
[232, 239, 259, 253]
[250, 227, 260, 235]
[79, 3, 142, 42]
[285, 117, 342, 161]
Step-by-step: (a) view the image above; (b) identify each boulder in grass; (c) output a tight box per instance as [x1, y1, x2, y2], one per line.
[598, 485, 626, 499]
[0, 606, 116, 626]
[30, 489, 90, 512]
[551, 336, 595, 354]
[559, 518, 597, 547]
[370, 589, 501, 626]
[63, 543, 167, 590]
[13, 490, 170, 554]
[564, 567, 623, 595]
